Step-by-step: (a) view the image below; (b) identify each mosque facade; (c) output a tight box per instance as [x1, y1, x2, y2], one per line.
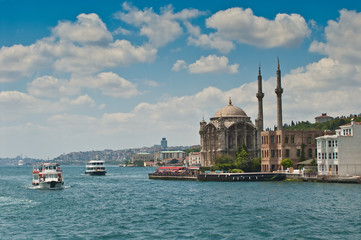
[199, 66, 264, 167]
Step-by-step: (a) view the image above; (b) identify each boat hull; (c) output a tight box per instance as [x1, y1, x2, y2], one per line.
[85, 171, 106, 176]
[39, 181, 64, 189]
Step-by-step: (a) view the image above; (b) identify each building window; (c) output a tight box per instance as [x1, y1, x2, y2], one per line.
[270, 136, 274, 144]
[329, 153, 332, 159]
[328, 141, 332, 147]
[308, 149, 312, 158]
[271, 150, 275, 157]
[336, 152, 338, 159]
[335, 140, 338, 147]
[291, 135, 295, 143]
[307, 135, 312, 144]
[297, 149, 301, 157]
[285, 149, 290, 157]
[285, 135, 289, 144]
[318, 152, 321, 159]
[333, 152, 335, 159]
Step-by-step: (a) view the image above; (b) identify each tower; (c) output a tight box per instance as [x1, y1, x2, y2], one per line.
[256, 64, 264, 131]
[255, 64, 264, 153]
[275, 58, 283, 130]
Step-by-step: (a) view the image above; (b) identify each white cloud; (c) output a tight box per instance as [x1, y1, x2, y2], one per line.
[60, 94, 96, 107]
[309, 9, 361, 63]
[115, 3, 203, 47]
[28, 75, 79, 98]
[171, 60, 187, 72]
[189, 7, 310, 52]
[52, 13, 113, 45]
[188, 55, 238, 74]
[71, 72, 141, 98]
[185, 22, 235, 54]
[0, 44, 51, 82]
[0, 13, 157, 82]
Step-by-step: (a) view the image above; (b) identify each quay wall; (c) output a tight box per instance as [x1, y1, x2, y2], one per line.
[197, 172, 286, 182]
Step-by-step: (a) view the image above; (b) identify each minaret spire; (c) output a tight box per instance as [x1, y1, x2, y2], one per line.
[256, 64, 264, 131]
[256, 64, 265, 155]
[275, 58, 283, 130]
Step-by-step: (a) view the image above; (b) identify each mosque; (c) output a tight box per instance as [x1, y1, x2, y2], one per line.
[199, 62, 266, 167]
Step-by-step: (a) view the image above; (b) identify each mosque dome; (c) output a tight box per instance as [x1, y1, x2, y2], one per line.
[213, 98, 248, 118]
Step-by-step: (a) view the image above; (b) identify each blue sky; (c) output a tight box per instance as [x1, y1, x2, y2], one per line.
[1, 0, 361, 158]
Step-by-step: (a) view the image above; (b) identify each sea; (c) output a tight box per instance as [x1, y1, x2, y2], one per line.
[1, 165, 361, 240]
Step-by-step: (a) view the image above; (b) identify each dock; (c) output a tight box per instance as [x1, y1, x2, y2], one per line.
[148, 172, 286, 182]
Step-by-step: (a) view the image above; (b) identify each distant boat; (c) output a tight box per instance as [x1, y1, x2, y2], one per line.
[85, 160, 106, 175]
[17, 160, 24, 166]
[32, 163, 64, 189]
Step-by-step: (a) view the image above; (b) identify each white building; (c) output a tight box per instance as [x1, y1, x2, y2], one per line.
[155, 151, 186, 160]
[316, 120, 361, 176]
[188, 152, 201, 166]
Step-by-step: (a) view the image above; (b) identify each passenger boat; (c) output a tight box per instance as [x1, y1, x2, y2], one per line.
[32, 163, 64, 189]
[85, 160, 106, 175]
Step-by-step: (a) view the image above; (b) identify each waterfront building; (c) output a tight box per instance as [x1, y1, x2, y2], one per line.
[260, 59, 323, 172]
[131, 153, 155, 163]
[261, 130, 323, 172]
[199, 98, 258, 167]
[156, 150, 186, 161]
[315, 113, 334, 123]
[199, 65, 265, 167]
[316, 119, 361, 176]
[188, 152, 201, 166]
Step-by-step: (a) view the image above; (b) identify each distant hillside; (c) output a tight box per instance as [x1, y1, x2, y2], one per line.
[283, 116, 361, 131]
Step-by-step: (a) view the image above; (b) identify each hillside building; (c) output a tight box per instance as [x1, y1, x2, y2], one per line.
[315, 113, 334, 123]
[131, 153, 155, 163]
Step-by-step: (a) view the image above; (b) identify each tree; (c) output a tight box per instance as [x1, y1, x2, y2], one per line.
[281, 158, 293, 169]
[214, 155, 234, 165]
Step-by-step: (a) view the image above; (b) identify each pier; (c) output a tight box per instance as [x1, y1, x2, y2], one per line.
[148, 172, 286, 182]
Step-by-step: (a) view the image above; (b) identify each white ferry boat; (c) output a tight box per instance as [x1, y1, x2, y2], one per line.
[85, 160, 106, 175]
[32, 163, 64, 189]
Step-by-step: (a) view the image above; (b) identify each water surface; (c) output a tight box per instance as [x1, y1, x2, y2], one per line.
[1, 166, 361, 239]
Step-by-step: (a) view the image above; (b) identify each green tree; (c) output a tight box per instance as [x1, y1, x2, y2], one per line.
[281, 158, 293, 169]
[214, 155, 234, 165]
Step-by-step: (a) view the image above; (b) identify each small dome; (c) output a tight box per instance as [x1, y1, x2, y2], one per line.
[213, 98, 248, 118]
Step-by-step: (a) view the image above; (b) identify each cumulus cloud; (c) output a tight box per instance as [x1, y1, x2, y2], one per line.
[188, 7, 310, 52]
[71, 72, 141, 98]
[28, 75, 79, 98]
[52, 13, 113, 45]
[188, 55, 238, 74]
[0, 44, 51, 82]
[0, 13, 157, 82]
[60, 94, 96, 107]
[171, 60, 187, 72]
[185, 22, 235, 54]
[114, 3, 203, 47]
[309, 9, 361, 63]
[172, 55, 238, 74]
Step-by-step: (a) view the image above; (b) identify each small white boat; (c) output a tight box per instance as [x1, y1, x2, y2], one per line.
[17, 159, 24, 166]
[85, 160, 106, 175]
[32, 163, 64, 189]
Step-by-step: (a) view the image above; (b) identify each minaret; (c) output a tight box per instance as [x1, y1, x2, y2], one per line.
[275, 58, 283, 130]
[256, 64, 264, 132]
[255, 64, 264, 155]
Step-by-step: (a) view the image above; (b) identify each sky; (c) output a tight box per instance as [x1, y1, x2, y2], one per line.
[1, 0, 361, 159]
